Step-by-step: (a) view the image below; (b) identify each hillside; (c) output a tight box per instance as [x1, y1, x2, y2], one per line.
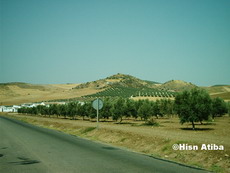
[203, 85, 230, 101]
[81, 74, 174, 99]
[159, 80, 197, 92]
[0, 82, 100, 105]
[1, 74, 229, 105]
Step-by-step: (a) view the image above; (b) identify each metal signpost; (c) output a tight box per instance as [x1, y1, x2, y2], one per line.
[92, 98, 103, 128]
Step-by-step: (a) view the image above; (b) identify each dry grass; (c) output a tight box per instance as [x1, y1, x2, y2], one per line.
[48, 83, 80, 89]
[204, 85, 230, 101]
[210, 92, 230, 101]
[2, 113, 230, 173]
[0, 83, 101, 105]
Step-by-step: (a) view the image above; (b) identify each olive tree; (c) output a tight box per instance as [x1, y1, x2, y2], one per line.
[151, 101, 161, 119]
[211, 97, 228, 119]
[174, 88, 212, 130]
[138, 100, 152, 122]
[111, 97, 125, 123]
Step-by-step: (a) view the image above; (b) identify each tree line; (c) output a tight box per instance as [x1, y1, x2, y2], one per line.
[18, 98, 174, 121]
[18, 88, 229, 129]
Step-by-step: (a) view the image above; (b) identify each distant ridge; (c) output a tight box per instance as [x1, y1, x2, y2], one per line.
[0, 82, 46, 90]
[211, 84, 229, 87]
[0, 82, 28, 85]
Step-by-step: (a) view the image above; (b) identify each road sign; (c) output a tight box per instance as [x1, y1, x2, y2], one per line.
[92, 98, 103, 128]
[92, 98, 103, 110]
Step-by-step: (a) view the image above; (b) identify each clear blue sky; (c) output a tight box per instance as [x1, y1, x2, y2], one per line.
[1, 0, 230, 86]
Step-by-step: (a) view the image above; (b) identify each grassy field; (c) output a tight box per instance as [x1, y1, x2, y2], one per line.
[2, 113, 230, 173]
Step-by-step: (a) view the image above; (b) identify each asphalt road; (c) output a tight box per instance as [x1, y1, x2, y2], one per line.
[0, 116, 210, 173]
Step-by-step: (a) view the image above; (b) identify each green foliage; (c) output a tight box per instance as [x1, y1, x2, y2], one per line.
[211, 164, 224, 173]
[158, 99, 174, 116]
[18, 97, 176, 124]
[124, 99, 137, 118]
[111, 98, 126, 122]
[80, 102, 95, 120]
[151, 101, 161, 118]
[100, 98, 113, 119]
[137, 100, 152, 121]
[228, 101, 230, 116]
[174, 88, 212, 129]
[211, 97, 228, 118]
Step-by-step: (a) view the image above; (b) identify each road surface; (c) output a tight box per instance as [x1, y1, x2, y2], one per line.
[0, 116, 209, 173]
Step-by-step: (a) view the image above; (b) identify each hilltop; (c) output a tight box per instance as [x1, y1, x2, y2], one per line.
[74, 73, 158, 89]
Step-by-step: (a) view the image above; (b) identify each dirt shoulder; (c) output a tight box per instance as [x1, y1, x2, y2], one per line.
[2, 113, 230, 173]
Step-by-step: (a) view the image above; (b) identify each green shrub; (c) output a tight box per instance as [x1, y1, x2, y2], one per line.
[145, 118, 159, 126]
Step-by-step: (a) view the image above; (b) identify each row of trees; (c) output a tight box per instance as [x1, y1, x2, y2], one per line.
[86, 86, 175, 98]
[18, 89, 229, 129]
[18, 98, 174, 122]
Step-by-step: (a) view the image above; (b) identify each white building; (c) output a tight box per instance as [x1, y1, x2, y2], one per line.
[0, 105, 21, 113]
[0, 106, 15, 112]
